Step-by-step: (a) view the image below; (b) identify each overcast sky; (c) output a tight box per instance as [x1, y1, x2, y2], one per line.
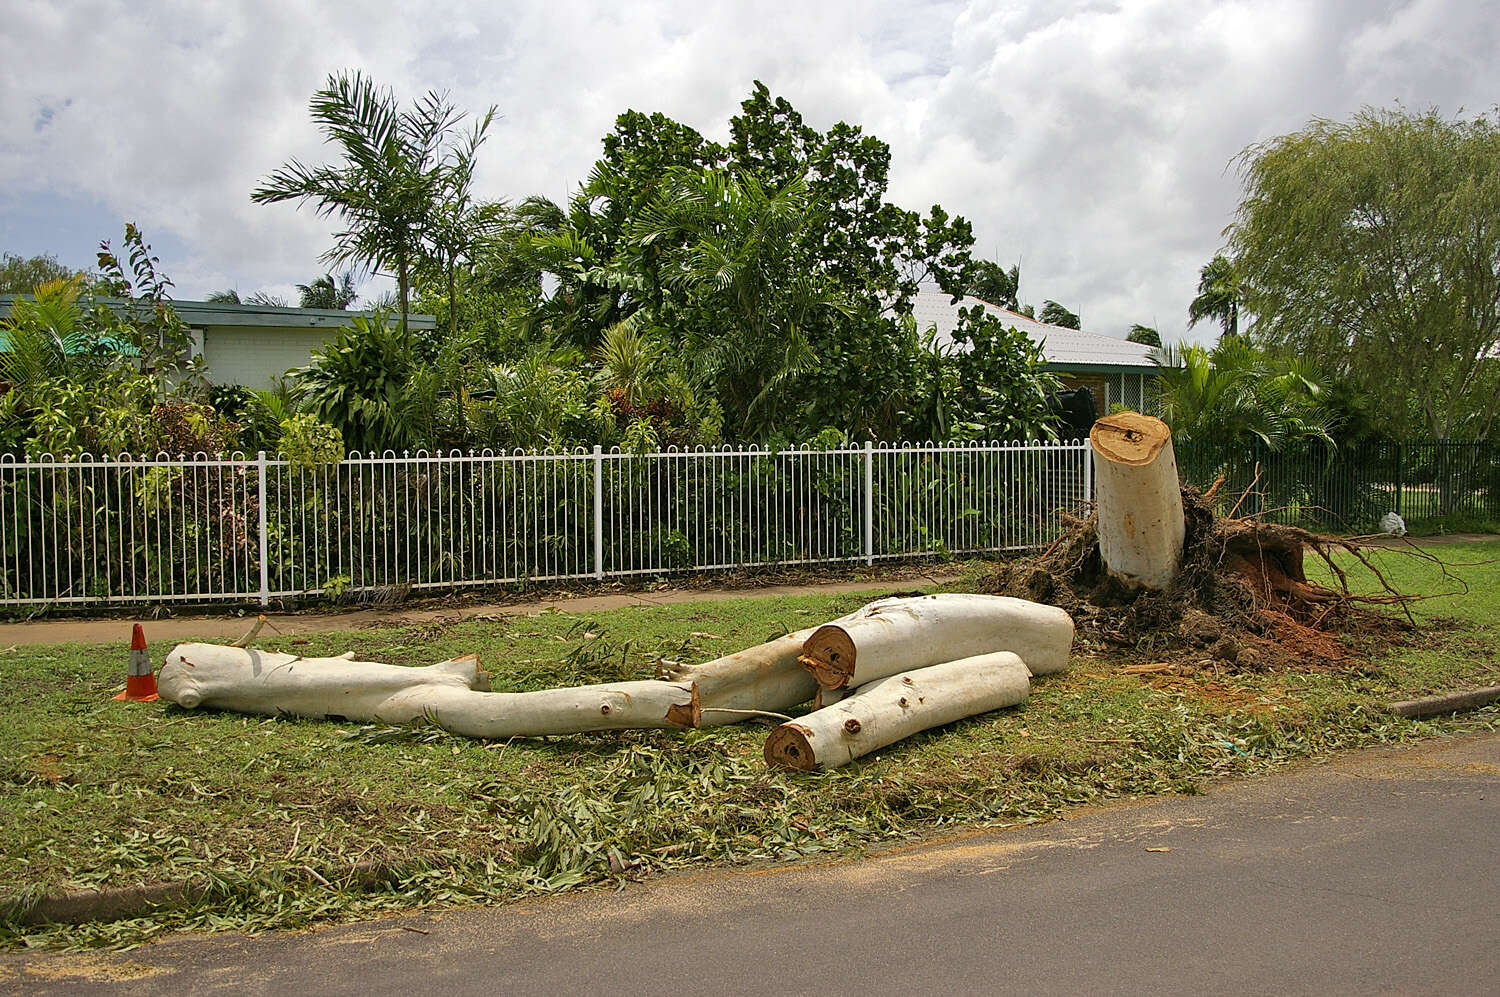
[2, 0, 1497, 344]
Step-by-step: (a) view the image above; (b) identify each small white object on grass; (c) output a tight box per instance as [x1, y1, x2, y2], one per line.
[1379, 511, 1407, 536]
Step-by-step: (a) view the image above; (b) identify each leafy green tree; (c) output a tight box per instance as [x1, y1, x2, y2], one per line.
[636, 167, 843, 438]
[291, 313, 417, 452]
[1187, 254, 1242, 340]
[1126, 324, 1162, 347]
[1038, 300, 1081, 329]
[947, 307, 1062, 441]
[728, 81, 976, 308]
[254, 71, 493, 335]
[0, 252, 77, 294]
[1228, 106, 1500, 442]
[512, 82, 982, 442]
[297, 271, 360, 309]
[94, 224, 201, 385]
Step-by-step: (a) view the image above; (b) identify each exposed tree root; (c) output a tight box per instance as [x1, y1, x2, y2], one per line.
[986, 486, 1420, 670]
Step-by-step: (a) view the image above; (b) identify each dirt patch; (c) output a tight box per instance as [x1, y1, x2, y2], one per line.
[986, 486, 1412, 671]
[20, 954, 166, 982]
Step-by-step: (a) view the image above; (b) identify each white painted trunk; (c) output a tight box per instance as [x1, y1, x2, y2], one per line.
[1090, 410, 1185, 591]
[765, 651, 1032, 771]
[798, 593, 1073, 689]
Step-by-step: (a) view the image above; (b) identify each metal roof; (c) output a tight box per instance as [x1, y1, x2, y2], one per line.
[0, 295, 437, 331]
[911, 290, 1158, 370]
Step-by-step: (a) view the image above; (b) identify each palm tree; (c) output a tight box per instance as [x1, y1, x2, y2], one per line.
[1039, 300, 1081, 329]
[297, 271, 360, 309]
[0, 277, 88, 390]
[420, 106, 502, 342]
[253, 71, 493, 334]
[206, 289, 289, 307]
[1188, 254, 1243, 340]
[1126, 324, 1162, 347]
[632, 167, 842, 438]
[1153, 337, 1332, 451]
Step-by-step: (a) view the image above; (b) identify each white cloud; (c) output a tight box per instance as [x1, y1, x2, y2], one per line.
[2, 0, 1497, 343]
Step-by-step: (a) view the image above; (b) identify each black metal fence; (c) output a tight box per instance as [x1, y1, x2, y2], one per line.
[1175, 439, 1500, 535]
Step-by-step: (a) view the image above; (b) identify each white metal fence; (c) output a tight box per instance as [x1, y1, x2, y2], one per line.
[0, 441, 1092, 608]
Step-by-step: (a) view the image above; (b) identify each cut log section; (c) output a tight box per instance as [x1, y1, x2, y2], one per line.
[1090, 410, 1185, 591]
[765, 651, 1032, 771]
[159, 643, 700, 735]
[798, 593, 1073, 690]
[159, 644, 488, 715]
[379, 679, 700, 737]
[658, 629, 821, 726]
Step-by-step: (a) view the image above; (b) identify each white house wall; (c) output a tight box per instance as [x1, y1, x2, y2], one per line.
[201, 326, 331, 388]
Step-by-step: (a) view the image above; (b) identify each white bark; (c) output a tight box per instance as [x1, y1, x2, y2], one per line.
[160, 643, 700, 735]
[765, 651, 1032, 771]
[658, 629, 821, 726]
[159, 595, 1003, 739]
[379, 679, 699, 737]
[1090, 410, 1185, 591]
[159, 644, 487, 716]
[798, 593, 1073, 689]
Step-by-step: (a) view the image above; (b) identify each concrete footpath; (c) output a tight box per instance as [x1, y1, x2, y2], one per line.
[6, 731, 1498, 995]
[0, 573, 956, 647]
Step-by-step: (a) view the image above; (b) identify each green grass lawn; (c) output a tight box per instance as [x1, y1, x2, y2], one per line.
[3, 543, 1499, 951]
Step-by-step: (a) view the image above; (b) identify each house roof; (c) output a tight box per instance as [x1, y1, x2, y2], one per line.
[911, 290, 1157, 371]
[0, 295, 437, 331]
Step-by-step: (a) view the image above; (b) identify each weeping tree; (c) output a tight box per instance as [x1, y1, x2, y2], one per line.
[1228, 106, 1500, 444]
[253, 71, 494, 335]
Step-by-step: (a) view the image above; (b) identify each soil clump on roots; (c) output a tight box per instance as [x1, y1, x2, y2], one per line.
[985, 487, 1411, 670]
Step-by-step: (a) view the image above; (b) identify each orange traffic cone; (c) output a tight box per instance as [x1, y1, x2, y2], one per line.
[114, 624, 159, 702]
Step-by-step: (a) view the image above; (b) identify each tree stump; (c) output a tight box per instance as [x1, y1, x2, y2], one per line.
[1090, 411, 1185, 591]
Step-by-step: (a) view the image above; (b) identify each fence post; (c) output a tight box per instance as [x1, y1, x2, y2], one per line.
[863, 441, 874, 565]
[1395, 442, 1404, 517]
[256, 450, 269, 607]
[593, 445, 604, 580]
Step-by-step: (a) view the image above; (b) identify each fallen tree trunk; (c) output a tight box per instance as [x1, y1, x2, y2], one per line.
[798, 593, 1073, 690]
[160, 595, 1018, 738]
[663, 595, 959, 724]
[764, 651, 1032, 771]
[380, 679, 699, 736]
[158, 645, 488, 715]
[160, 643, 701, 734]
[1090, 410, 1185, 591]
[658, 629, 821, 726]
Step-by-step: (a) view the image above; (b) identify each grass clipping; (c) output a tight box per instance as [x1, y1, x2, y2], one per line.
[986, 485, 1413, 670]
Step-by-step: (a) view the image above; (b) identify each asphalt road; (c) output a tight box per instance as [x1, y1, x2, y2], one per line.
[7, 732, 1498, 996]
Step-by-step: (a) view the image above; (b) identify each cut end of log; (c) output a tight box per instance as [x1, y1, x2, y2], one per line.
[1089, 411, 1172, 467]
[800, 625, 857, 689]
[665, 682, 702, 728]
[764, 723, 820, 772]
